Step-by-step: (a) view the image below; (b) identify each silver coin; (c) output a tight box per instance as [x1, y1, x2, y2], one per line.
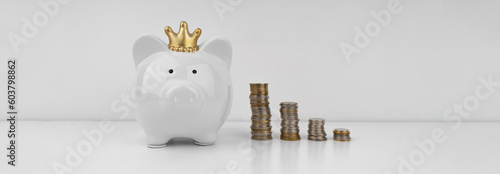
[308, 123, 324, 126]
[281, 120, 299, 124]
[251, 126, 272, 130]
[250, 100, 270, 104]
[250, 125, 272, 129]
[281, 115, 299, 119]
[251, 124, 272, 128]
[281, 114, 299, 118]
[280, 108, 298, 112]
[334, 128, 350, 133]
[308, 137, 327, 141]
[307, 130, 326, 134]
[333, 134, 351, 141]
[280, 129, 300, 133]
[308, 135, 327, 139]
[281, 124, 299, 128]
[251, 116, 271, 120]
[251, 106, 271, 115]
[280, 102, 298, 106]
[249, 95, 269, 100]
[309, 118, 325, 121]
[281, 115, 299, 118]
[251, 132, 273, 137]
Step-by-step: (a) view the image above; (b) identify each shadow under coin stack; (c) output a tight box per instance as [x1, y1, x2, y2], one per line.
[307, 118, 327, 141]
[280, 102, 301, 141]
[333, 128, 351, 141]
[249, 83, 272, 140]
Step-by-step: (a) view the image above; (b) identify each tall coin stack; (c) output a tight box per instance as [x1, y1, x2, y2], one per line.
[280, 102, 301, 141]
[307, 118, 327, 141]
[249, 83, 272, 140]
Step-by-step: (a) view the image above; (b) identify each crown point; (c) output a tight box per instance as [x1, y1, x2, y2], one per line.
[180, 21, 188, 28]
[193, 28, 201, 35]
[165, 26, 172, 33]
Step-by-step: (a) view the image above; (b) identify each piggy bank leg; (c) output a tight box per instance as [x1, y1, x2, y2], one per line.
[146, 135, 171, 148]
[193, 132, 218, 146]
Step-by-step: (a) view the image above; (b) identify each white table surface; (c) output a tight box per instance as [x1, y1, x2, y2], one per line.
[0, 121, 499, 174]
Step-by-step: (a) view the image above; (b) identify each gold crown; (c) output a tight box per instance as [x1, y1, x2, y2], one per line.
[164, 21, 202, 52]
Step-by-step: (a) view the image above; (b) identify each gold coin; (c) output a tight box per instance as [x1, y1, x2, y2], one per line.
[280, 135, 300, 138]
[251, 115, 272, 118]
[280, 137, 301, 141]
[251, 129, 272, 133]
[251, 136, 272, 141]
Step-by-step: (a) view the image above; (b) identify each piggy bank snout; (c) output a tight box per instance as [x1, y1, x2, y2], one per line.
[166, 86, 199, 103]
[163, 85, 203, 111]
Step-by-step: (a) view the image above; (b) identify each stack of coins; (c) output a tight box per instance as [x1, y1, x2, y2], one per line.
[249, 83, 272, 140]
[333, 128, 351, 141]
[307, 118, 327, 141]
[280, 102, 300, 141]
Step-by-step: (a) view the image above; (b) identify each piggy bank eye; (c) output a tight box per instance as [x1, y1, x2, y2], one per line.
[168, 69, 174, 74]
[186, 64, 214, 95]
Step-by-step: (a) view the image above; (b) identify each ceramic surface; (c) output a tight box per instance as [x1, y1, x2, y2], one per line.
[132, 35, 233, 147]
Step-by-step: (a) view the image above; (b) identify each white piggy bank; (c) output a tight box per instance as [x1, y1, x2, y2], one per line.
[132, 22, 232, 148]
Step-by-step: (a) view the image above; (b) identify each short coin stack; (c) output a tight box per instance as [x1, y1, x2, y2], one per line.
[249, 83, 272, 140]
[280, 102, 301, 141]
[333, 128, 351, 141]
[307, 118, 327, 141]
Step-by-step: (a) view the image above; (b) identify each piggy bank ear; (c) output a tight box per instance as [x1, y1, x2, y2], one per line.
[132, 35, 168, 68]
[200, 37, 232, 68]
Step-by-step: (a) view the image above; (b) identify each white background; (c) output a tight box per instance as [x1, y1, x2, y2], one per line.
[1, 0, 499, 121]
[1, 1, 499, 174]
